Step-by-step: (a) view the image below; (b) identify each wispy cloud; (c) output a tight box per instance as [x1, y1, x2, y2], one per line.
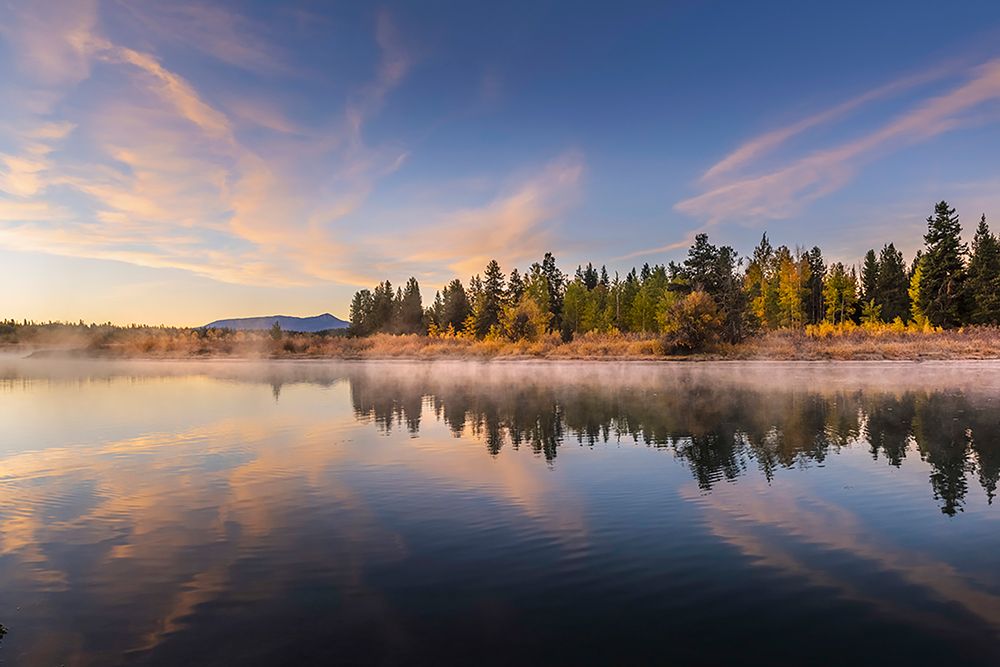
[0, 1, 414, 287]
[677, 57, 1000, 225]
[379, 152, 585, 279]
[0, 1, 580, 293]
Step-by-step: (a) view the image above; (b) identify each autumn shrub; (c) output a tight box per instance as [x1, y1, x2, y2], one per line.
[659, 291, 723, 352]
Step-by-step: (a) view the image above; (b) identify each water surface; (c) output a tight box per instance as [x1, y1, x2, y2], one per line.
[2, 358, 1000, 665]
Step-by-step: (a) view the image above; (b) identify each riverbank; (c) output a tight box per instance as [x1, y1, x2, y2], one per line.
[6, 326, 1000, 361]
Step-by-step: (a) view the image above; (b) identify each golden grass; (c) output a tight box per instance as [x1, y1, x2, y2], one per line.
[5, 324, 1000, 360]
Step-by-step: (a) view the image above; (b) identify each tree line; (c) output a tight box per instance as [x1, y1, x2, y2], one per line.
[348, 201, 1000, 348]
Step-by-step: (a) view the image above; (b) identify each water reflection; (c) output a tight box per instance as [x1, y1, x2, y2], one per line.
[1, 359, 1000, 666]
[344, 364, 1000, 516]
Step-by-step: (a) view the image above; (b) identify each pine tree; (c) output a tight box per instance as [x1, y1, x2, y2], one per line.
[440, 279, 470, 332]
[967, 215, 1000, 324]
[349, 289, 375, 335]
[875, 243, 909, 322]
[475, 260, 505, 337]
[507, 268, 525, 306]
[920, 201, 968, 328]
[371, 281, 394, 332]
[397, 277, 424, 334]
[805, 246, 826, 325]
[860, 249, 880, 306]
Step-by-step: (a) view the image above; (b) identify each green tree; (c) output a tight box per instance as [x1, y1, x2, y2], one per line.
[966, 215, 1000, 324]
[745, 233, 779, 329]
[349, 289, 375, 335]
[775, 246, 810, 328]
[679, 233, 750, 342]
[397, 277, 425, 334]
[269, 320, 283, 341]
[539, 252, 565, 330]
[860, 249, 880, 306]
[823, 262, 857, 324]
[475, 260, 505, 337]
[920, 201, 968, 328]
[562, 280, 588, 334]
[876, 243, 910, 322]
[860, 299, 883, 325]
[805, 246, 826, 325]
[439, 279, 470, 332]
[507, 268, 525, 306]
[371, 280, 395, 332]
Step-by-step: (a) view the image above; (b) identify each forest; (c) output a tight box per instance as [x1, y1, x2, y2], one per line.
[349, 201, 1000, 350]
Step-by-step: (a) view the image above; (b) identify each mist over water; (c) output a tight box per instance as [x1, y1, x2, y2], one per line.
[2, 359, 1000, 665]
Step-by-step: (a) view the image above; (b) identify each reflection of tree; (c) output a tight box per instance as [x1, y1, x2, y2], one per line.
[912, 392, 973, 516]
[347, 371, 1000, 515]
[863, 393, 916, 466]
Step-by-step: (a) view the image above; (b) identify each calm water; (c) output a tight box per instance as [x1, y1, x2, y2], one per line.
[2, 358, 1000, 666]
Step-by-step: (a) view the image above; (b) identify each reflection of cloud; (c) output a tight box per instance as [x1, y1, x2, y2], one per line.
[0, 365, 589, 662]
[688, 477, 1000, 637]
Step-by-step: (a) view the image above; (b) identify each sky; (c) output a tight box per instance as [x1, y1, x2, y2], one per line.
[2, 0, 1000, 325]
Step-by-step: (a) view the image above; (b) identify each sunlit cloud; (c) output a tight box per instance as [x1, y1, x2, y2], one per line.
[382, 152, 584, 279]
[0, 0, 583, 296]
[677, 57, 1000, 225]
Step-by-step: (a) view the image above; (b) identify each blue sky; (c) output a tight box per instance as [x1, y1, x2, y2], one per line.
[2, 0, 1000, 324]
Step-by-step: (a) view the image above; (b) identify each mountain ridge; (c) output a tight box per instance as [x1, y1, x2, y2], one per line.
[203, 313, 349, 332]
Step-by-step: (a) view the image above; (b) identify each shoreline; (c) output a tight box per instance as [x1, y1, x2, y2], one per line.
[8, 347, 1000, 363]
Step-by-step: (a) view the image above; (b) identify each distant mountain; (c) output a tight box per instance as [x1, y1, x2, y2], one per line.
[203, 313, 349, 332]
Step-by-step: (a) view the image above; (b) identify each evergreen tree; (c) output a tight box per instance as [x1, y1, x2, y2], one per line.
[683, 233, 720, 293]
[875, 243, 909, 322]
[371, 281, 394, 332]
[507, 268, 525, 306]
[440, 279, 470, 332]
[576, 262, 599, 290]
[966, 215, 1000, 324]
[679, 233, 749, 342]
[397, 277, 424, 334]
[805, 246, 826, 325]
[349, 289, 375, 335]
[920, 201, 968, 328]
[529, 253, 565, 333]
[860, 249, 880, 306]
[475, 260, 505, 337]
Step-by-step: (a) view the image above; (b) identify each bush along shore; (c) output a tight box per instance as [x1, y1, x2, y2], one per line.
[7, 200, 1000, 361]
